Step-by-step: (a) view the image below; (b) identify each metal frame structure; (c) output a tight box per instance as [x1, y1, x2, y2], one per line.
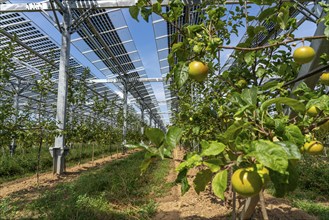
[0, 0, 166, 174]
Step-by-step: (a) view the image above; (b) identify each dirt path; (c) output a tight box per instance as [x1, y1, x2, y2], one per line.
[0, 149, 139, 199]
[153, 148, 317, 220]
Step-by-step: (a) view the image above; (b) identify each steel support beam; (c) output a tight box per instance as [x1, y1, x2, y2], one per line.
[49, 6, 71, 175]
[0, 0, 312, 12]
[9, 81, 20, 157]
[88, 77, 164, 84]
[2, 0, 304, 12]
[122, 80, 128, 154]
[141, 105, 144, 136]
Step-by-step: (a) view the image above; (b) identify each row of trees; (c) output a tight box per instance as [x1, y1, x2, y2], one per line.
[0, 40, 146, 177]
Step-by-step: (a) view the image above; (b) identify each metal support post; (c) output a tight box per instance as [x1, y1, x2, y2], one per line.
[122, 80, 128, 154]
[149, 116, 152, 127]
[9, 80, 20, 156]
[141, 105, 145, 137]
[49, 6, 71, 175]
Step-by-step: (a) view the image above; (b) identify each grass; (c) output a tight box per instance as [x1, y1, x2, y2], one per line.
[290, 195, 329, 220]
[286, 155, 329, 220]
[0, 150, 172, 220]
[0, 143, 121, 184]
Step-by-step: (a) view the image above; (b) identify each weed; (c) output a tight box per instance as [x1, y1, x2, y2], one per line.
[291, 199, 329, 220]
[7, 150, 171, 219]
[0, 198, 17, 219]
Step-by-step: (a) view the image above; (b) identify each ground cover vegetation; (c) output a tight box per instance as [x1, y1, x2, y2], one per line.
[0, 150, 172, 219]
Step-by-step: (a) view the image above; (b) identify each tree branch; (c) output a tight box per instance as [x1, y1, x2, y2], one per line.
[219, 35, 328, 51]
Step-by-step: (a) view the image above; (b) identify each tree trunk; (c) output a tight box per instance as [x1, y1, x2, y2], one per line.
[92, 142, 95, 164]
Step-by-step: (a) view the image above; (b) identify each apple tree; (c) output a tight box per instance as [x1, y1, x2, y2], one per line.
[129, 0, 329, 217]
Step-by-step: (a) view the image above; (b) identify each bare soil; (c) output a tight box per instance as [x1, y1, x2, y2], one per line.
[153, 148, 318, 220]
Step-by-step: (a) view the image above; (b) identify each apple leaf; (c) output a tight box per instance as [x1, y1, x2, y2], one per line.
[175, 168, 188, 184]
[172, 42, 184, 53]
[151, 2, 161, 14]
[219, 120, 252, 143]
[270, 162, 299, 197]
[141, 7, 152, 22]
[261, 97, 305, 113]
[140, 158, 152, 174]
[247, 140, 289, 173]
[181, 176, 191, 196]
[212, 170, 228, 200]
[275, 141, 301, 160]
[277, 6, 290, 30]
[129, 6, 139, 21]
[283, 125, 304, 147]
[258, 7, 276, 21]
[176, 154, 202, 172]
[201, 141, 226, 157]
[203, 159, 224, 172]
[234, 104, 254, 117]
[174, 62, 189, 88]
[165, 126, 183, 151]
[193, 169, 212, 194]
[306, 95, 329, 111]
[244, 51, 256, 65]
[241, 87, 258, 106]
[145, 128, 164, 147]
[200, 140, 210, 150]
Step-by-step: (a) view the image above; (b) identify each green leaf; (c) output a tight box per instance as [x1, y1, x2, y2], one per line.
[200, 140, 210, 150]
[135, 142, 159, 155]
[270, 162, 299, 197]
[234, 104, 254, 117]
[269, 170, 287, 197]
[152, 2, 161, 14]
[175, 168, 188, 184]
[212, 170, 228, 200]
[186, 24, 203, 34]
[176, 154, 202, 171]
[260, 80, 280, 91]
[141, 7, 152, 22]
[193, 169, 212, 194]
[201, 141, 226, 157]
[241, 87, 258, 106]
[203, 159, 223, 172]
[283, 125, 304, 146]
[306, 95, 329, 111]
[140, 158, 152, 174]
[325, 26, 329, 38]
[287, 161, 299, 192]
[181, 176, 191, 196]
[258, 7, 276, 21]
[219, 120, 251, 143]
[248, 140, 289, 173]
[192, 126, 200, 135]
[165, 126, 183, 151]
[129, 6, 139, 21]
[124, 144, 141, 149]
[145, 128, 164, 147]
[172, 42, 184, 53]
[244, 52, 256, 65]
[275, 141, 301, 160]
[261, 97, 305, 113]
[174, 62, 189, 88]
